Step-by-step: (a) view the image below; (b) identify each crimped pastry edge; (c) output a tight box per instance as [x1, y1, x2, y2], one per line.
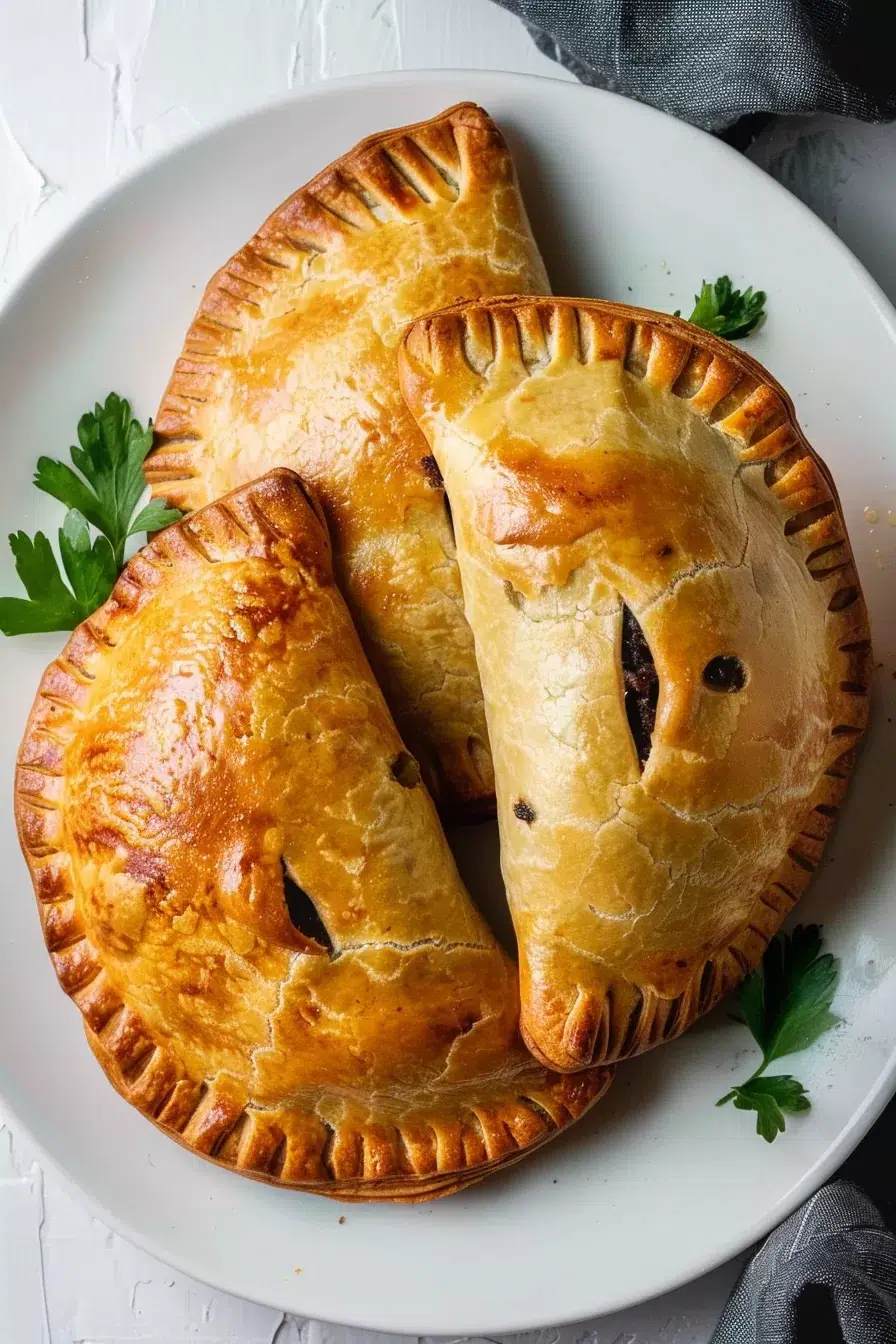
[145, 100, 514, 497]
[85, 1021, 611, 1204]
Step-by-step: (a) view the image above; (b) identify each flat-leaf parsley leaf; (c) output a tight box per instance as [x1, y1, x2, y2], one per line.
[678, 275, 767, 340]
[717, 925, 840, 1142]
[0, 394, 182, 636]
[725, 1076, 810, 1144]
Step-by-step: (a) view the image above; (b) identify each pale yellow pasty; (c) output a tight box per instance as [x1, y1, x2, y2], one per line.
[399, 296, 870, 1071]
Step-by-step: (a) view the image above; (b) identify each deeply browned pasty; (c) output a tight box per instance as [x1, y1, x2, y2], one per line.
[144, 103, 551, 818]
[399, 296, 870, 1072]
[14, 471, 608, 1200]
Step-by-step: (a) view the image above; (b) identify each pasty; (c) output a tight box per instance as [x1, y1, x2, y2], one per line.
[145, 103, 550, 817]
[399, 296, 870, 1071]
[14, 470, 608, 1199]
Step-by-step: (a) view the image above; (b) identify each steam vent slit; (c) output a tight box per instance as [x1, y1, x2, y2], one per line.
[282, 859, 334, 952]
[621, 605, 658, 767]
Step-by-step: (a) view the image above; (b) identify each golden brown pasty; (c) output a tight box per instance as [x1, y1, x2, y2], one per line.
[144, 103, 550, 818]
[14, 470, 608, 1200]
[399, 296, 870, 1072]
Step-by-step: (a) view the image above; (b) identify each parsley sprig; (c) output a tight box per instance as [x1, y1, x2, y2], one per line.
[679, 275, 767, 340]
[718, 925, 840, 1142]
[0, 394, 182, 637]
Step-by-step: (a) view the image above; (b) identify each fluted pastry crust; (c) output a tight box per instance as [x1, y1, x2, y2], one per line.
[14, 470, 609, 1200]
[145, 103, 551, 817]
[399, 296, 870, 1072]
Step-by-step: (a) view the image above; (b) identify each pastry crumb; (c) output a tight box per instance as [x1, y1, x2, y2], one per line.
[338, 1216, 346, 1224]
[294, 1267, 302, 1274]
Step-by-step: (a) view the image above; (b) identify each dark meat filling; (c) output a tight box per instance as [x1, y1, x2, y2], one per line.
[420, 454, 444, 489]
[621, 605, 659, 767]
[703, 655, 746, 692]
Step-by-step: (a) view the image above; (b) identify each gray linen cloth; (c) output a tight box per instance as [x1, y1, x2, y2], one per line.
[490, 0, 896, 131]
[711, 1181, 896, 1342]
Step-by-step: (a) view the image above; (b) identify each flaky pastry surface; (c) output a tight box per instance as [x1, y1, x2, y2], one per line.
[399, 297, 870, 1072]
[14, 470, 608, 1200]
[145, 103, 550, 817]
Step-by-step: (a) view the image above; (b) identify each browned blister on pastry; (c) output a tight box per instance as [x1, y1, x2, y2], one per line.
[145, 104, 551, 818]
[14, 470, 609, 1201]
[399, 297, 870, 1071]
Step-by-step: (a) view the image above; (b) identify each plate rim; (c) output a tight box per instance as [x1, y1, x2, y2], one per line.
[2, 66, 896, 1332]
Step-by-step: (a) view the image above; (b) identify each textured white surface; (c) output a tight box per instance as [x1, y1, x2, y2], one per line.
[1, 2, 895, 1341]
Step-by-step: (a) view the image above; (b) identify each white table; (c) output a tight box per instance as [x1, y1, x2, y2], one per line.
[2, 3, 893, 1341]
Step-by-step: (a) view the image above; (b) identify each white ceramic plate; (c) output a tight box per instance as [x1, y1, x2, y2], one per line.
[1, 70, 895, 1334]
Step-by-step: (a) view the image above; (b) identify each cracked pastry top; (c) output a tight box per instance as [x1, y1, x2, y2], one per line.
[399, 296, 870, 1073]
[144, 102, 550, 819]
[14, 470, 608, 1201]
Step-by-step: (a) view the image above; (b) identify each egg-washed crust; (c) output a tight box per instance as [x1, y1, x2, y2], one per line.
[14, 469, 609, 1200]
[399, 295, 870, 1071]
[144, 102, 551, 821]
